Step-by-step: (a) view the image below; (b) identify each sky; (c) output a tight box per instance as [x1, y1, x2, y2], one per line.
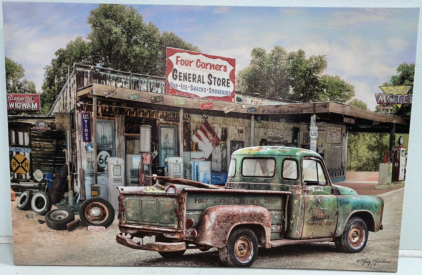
[2, 3, 420, 110]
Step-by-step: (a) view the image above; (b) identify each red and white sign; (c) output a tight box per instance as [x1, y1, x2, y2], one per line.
[7, 94, 40, 111]
[166, 48, 236, 102]
[200, 102, 213, 110]
[191, 121, 221, 159]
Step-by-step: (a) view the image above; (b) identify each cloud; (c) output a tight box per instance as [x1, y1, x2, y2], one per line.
[388, 38, 409, 51]
[327, 8, 399, 28]
[352, 81, 379, 111]
[213, 6, 230, 14]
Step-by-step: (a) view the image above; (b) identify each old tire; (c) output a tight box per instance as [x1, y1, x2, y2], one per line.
[218, 227, 258, 267]
[31, 192, 52, 215]
[79, 197, 115, 228]
[17, 191, 33, 210]
[335, 217, 368, 253]
[45, 209, 75, 230]
[156, 235, 186, 258]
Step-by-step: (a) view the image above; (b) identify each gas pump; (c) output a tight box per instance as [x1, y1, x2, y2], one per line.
[107, 157, 125, 210]
[392, 136, 406, 181]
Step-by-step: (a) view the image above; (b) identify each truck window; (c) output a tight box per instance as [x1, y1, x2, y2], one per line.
[242, 158, 275, 177]
[228, 159, 236, 177]
[282, 159, 298, 180]
[303, 159, 327, 185]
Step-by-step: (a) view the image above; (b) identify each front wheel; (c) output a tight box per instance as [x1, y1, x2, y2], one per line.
[218, 227, 258, 267]
[335, 217, 368, 253]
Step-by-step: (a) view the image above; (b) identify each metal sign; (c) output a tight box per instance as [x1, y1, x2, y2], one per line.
[104, 89, 116, 98]
[174, 98, 187, 105]
[81, 113, 91, 142]
[191, 120, 220, 158]
[200, 102, 213, 110]
[32, 121, 51, 131]
[310, 126, 318, 139]
[166, 47, 236, 102]
[7, 93, 41, 111]
[223, 105, 235, 113]
[247, 107, 257, 113]
[11, 154, 30, 174]
[129, 94, 139, 100]
[97, 151, 110, 168]
[151, 95, 164, 103]
[376, 86, 412, 107]
[327, 127, 341, 144]
[9, 147, 32, 153]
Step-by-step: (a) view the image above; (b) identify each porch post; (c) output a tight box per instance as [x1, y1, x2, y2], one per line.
[179, 108, 184, 158]
[251, 115, 255, 147]
[93, 96, 98, 185]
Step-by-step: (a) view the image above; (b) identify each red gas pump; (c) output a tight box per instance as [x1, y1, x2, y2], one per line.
[392, 136, 406, 181]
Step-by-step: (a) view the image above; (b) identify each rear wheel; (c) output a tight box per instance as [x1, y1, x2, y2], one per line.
[335, 217, 368, 253]
[218, 227, 258, 267]
[155, 235, 186, 258]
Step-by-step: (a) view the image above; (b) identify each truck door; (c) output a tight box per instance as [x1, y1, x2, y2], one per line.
[301, 157, 338, 239]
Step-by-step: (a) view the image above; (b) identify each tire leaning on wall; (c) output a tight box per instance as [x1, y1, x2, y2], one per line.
[17, 190, 33, 210]
[31, 192, 52, 215]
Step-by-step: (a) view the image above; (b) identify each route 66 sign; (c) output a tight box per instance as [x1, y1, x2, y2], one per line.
[97, 151, 110, 168]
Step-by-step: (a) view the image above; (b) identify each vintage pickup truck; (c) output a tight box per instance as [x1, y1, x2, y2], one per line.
[116, 146, 384, 267]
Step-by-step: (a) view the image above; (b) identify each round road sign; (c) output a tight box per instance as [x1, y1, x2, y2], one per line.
[11, 154, 30, 174]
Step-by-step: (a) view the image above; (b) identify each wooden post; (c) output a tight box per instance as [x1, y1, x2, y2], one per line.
[179, 108, 184, 158]
[390, 123, 396, 162]
[250, 115, 255, 147]
[93, 96, 98, 185]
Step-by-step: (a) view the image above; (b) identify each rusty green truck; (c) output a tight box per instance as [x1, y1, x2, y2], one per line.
[116, 146, 384, 267]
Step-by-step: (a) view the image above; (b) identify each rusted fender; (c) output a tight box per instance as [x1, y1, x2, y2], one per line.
[195, 205, 272, 249]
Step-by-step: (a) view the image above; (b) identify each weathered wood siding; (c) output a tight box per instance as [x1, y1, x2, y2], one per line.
[31, 130, 66, 175]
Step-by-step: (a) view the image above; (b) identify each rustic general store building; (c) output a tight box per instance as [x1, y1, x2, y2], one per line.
[44, 63, 408, 199]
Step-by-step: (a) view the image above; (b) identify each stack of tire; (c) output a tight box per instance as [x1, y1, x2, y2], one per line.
[17, 190, 75, 231]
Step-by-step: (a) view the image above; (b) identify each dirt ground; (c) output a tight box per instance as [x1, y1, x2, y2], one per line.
[11, 183, 404, 272]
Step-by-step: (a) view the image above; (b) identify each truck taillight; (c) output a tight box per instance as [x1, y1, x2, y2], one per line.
[122, 206, 125, 212]
[187, 218, 194, 227]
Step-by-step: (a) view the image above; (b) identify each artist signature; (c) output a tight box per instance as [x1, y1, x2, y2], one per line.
[356, 258, 392, 267]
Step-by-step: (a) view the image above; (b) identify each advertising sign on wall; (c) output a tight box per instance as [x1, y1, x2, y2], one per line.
[81, 113, 91, 142]
[7, 93, 41, 111]
[166, 47, 236, 102]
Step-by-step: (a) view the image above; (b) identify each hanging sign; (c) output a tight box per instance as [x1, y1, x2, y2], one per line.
[201, 102, 213, 110]
[81, 113, 91, 142]
[11, 154, 30, 174]
[247, 107, 257, 113]
[129, 94, 139, 100]
[32, 121, 51, 131]
[151, 95, 164, 103]
[174, 98, 187, 105]
[9, 147, 32, 153]
[223, 105, 235, 113]
[7, 94, 41, 111]
[166, 48, 236, 102]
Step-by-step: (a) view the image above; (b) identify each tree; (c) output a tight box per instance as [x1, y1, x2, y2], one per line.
[5, 56, 36, 94]
[41, 37, 91, 113]
[87, 4, 198, 75]
[41, 4, 198, 113]
[237, 46, 332, 102]
[319, 75, 355, 102]
[380, 62, 414, 116]
[347, 99, 368, 110]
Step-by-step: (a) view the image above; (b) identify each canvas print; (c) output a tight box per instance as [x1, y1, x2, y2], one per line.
[4, 2, 419, 272]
